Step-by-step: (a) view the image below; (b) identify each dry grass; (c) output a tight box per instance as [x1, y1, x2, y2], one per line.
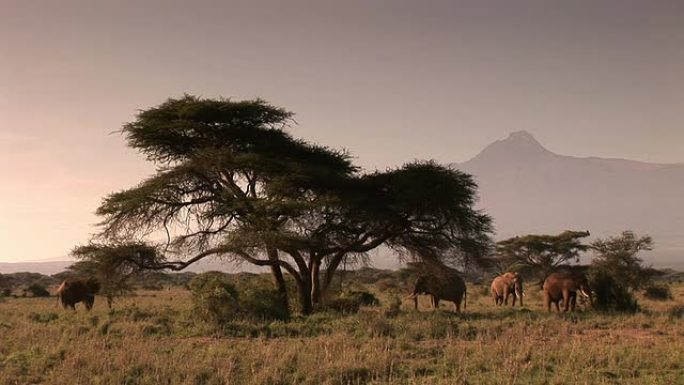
[2, 283, 684, 384]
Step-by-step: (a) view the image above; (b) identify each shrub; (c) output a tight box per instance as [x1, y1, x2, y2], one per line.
[668, 304, 684, 319]
[237, 278, 289, 321]
[344, 290, 380, 307]
[188, 273, 240, 324]
[324, 297, 362, 313]
[323, 290, 380, 314]
[188, 272, 289, 324]
[643, 284, 673, 301]
[26, 284, 50, 298]
[589, 270, 639, 313]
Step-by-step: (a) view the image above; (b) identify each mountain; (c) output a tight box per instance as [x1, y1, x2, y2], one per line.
[456, 131, 684, 268]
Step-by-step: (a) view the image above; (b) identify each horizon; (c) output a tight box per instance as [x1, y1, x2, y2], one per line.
[2, 0, 684, 263]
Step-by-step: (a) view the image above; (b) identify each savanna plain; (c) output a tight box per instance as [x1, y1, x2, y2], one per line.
[2, 278, 684, 385]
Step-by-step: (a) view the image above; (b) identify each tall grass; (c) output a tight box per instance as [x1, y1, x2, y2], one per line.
[1, 283, 683, 384]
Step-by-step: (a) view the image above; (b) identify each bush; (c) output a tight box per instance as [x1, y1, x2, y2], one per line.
[668, 304, 684, 319]
[188, 272, 289, 324]
[323, 290, 380, 314]
[589, 270, 639, 313]
[643, 284, 673, 300]
[26, 284, 50, 298]
[344, 290, 380, 307]
[237, 278, 290, 321]
[188, 273, 240, 324]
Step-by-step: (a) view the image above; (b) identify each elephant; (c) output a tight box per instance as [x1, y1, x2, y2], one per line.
[407, 271, 467, 312]
[490, 272, 524, 306]
[56, 277, 100, 311]
[543, 272, 592, 312]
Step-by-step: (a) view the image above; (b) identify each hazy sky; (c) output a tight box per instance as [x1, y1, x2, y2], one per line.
[1, 0, 683, 262]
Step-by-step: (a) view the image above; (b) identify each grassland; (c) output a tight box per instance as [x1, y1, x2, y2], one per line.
[2, 282, 684, 385]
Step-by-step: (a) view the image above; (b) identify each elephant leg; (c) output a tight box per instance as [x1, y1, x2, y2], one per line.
[432, 296, 440, 310]
[504, 287, 510, 305]
[570, 294, 577, 312]
[414, 296, 419, 311]
[562, 290, 570, 312]
[454, 300, 461, 313]
[544, 292, 551, 312]
[511, 291, 517, 307]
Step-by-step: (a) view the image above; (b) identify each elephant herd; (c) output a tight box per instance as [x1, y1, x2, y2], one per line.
[55, 271, 593, 314]
[409, 271, 594, 313]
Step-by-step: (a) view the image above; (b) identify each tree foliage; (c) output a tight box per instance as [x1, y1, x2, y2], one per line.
[69, 243, 155, 307]
[82, 95, 493, 314]
[495, 230, 591, 280]
[590, 230, 653, 291]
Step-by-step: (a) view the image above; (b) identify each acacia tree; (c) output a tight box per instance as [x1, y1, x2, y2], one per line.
[82, 95, 493, 314]
[495, 230, 591, 280]
[590, 231, 653, 291]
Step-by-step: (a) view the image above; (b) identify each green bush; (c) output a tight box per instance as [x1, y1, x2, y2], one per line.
[668, 304, 684, 319]
[589, 270, 639, 313]
[322, 290, 379, 314]
[26, 284, 50, 298]
[237, 278, 290, 321]
[643, 284, 673, 300]
[188, 272, 289, 324]
[188, 273, 240, 324]
[343, 290, 380, 307]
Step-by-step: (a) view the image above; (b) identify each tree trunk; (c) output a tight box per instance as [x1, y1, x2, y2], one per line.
[321, 253, 344, 299]
[311, 259, 322, 305]
[267, 248, 290, 312]
[297, 273, 313, 315]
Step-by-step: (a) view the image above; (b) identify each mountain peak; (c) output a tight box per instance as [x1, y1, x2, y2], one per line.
[465, 131, 554, 165]
[501, 130, 546, 149]
[506, 130, 537, 142]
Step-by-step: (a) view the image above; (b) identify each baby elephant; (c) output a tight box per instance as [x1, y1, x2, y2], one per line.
[490, 272, 524, 307]
[56, 277, 100, 311]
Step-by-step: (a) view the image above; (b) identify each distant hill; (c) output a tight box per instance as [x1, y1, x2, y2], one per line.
[0, 261, 74, 275]
[0, 257, 272, 276]
[456, 131, 684, 268]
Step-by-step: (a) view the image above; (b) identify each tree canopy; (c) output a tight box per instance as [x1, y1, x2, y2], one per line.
[495, 230, 591, 280]
[80, 95, 493, 314]
[590, 231, 654, 291]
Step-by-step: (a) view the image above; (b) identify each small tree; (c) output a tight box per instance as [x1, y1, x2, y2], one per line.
[590, 231, 653, 291]
[70, 243, 151, 307]
[495, 230, 591, 281]
[588, 231, 653, 312]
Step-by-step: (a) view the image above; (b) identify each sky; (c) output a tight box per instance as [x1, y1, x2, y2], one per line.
[1, 0, 683, 262]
